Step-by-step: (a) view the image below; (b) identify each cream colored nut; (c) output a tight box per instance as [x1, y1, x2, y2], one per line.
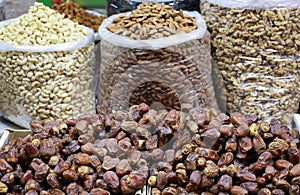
[63, 97, 72, 103]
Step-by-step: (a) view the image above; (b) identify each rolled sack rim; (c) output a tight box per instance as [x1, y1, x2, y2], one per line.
[98, 10, 207, 50]
[0, 18, 94, 52]
[205, 0, 300, 10]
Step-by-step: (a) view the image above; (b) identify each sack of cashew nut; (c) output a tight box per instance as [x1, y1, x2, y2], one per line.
[201, 0, 300, 125]
[98, 2, 221, 114]
[0, 3, 96, 128]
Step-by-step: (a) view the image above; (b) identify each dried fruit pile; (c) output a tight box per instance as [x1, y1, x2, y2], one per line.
[0, 103, 299, 194]
[0, 103, 189, 194]
[149, 109, 300, 194]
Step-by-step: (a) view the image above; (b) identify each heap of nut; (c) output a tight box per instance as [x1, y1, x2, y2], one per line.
[0, 103, 299, 194]
[106, 2, 198, 40]
[200, 1, 300, 124]
[0, 2, 96, 127]
[52, 0, 106, 32]
[0, 2, 88, 46]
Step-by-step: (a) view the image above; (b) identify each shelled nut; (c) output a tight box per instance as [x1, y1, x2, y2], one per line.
[107, 2, 197, 40]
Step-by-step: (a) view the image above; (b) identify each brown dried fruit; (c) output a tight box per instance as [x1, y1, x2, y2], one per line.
[237, 170, 256, 182]
[77, 166, 94, 178]
[236, 124, 250, 137]
[217, 174, 232, 191]
[239, 136, 253, 152]
[84, 174, 96, 192]
[290, 163, 300, 177]
[185, 153, 197, 171]
[220, 125, 233, 138]
[275, 159, 293, 170]
[156, 171, 168, 190]
[204, 160, 219, 177]
[66, 182, 79, 194]
[24, 143, 39, 158]
[24, 178, 40, 192]
[103, 171, 119, 189]
[252, 135, 266, 154]
[46, 173, 60, 188]
[90, 188, 110, 195]
[257, 187, 271, 195]
[102, 156, 119, 171]
[225, 137, 237, 152]
[264, 165, 275, 180]
[62, 170, 78, 182]
[162, 187, 177, 195]
[230, 186, 248, 195]
[116, 159, 132, 177]
[274, 179, 290, 191]
[0, 159, 13, 173]
[240, 182, 258, 194]
[268, 138, 289, 157]
[218, 152, 234, 166]
[176, 169, 188, 185]
[189, 170, 202, 185]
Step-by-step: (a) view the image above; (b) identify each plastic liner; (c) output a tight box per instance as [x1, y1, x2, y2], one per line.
[200, 0, 300, 125]
[0, 19, 97, 128]
[97, 11, 219, 114]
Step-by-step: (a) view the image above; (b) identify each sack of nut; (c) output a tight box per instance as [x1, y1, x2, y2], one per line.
[201, 0, 300, 125]
[0, 3, 97, 128]
[98, 2, 220, 114]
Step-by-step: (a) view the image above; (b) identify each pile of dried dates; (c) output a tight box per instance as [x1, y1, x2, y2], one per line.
[0, 103, 299, 195]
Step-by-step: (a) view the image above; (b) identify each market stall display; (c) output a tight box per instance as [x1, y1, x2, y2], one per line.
[52, 0, 106, 33]
[0, 3, 96, 128]
[0, 1, 299, 194]
[200, 0, 300, 125]
[98, 2, 219, 114]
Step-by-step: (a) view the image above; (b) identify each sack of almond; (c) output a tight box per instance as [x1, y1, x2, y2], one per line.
[201, 0, 300, 125]
[0, 3, 97, 128]
[98, 2, 220, 114]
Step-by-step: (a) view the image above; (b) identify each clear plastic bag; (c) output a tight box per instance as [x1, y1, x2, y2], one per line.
[98, 11, 219, 114]
[0, 19, 97, 128]
[200, 0, 300, 125]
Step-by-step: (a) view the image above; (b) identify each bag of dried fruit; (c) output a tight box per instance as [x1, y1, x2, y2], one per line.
[200, 0, 300, 125]
[98, 2, 220, 114]
[0, 2, 96, 128]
